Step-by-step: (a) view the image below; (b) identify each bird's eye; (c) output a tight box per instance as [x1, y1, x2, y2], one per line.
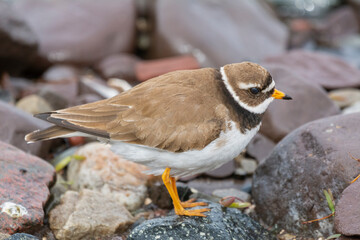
[250, 87, 260, 94]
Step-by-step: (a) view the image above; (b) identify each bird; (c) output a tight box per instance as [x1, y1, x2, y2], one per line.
[25, 62, 291, 217]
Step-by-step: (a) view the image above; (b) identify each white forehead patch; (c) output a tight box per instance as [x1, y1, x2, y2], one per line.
[220, 67, 274, 114]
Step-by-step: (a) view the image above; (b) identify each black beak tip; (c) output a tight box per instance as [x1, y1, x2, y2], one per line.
[283, 94, 292, 100]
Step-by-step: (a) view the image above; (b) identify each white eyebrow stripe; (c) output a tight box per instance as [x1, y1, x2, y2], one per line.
[238, 82, 260, 89]
[262, 80, 275, 93]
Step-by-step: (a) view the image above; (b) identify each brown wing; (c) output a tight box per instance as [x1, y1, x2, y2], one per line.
[37, 69, 229, 152]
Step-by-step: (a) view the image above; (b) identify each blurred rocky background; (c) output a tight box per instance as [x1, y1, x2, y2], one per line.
[1, 0, 360, 239]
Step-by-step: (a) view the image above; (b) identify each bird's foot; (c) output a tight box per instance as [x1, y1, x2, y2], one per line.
[180, 198, 208, 208]
[175, 207, 210, 217]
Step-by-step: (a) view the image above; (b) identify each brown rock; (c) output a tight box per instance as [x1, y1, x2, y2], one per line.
[0, 141, 55, 234]
[334, 179, 360, 236]
[149, 0, 288, 67]
[135, 55, 200, 82]
[264, 50, 360, 89]
[260, 64, 340, 142]
[49, 189, 134, 240]
[0, 1, 49, 76]
[246, 133, 275, 163]
[67, 143, 150, 211]
[253, 113, 360, 237]
[13, 0, 136, 64]
[0, 101, 52, 158]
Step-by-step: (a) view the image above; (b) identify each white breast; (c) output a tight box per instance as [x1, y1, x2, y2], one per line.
[109, 121, 260, 177]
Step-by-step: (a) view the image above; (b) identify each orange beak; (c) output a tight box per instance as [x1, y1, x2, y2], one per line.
[272, 89, 292, 100]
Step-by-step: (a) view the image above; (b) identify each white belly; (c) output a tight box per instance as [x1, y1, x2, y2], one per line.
[109, 121, 260, 177]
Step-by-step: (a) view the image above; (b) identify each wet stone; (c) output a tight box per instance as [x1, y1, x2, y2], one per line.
[128, 199, 275, 240]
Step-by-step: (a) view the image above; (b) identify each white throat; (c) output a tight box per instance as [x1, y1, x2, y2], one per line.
[220, 67, 274, 114]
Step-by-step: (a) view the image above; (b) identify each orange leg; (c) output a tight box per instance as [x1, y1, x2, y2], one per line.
[162, 168, 210, 217]
[170, 176, 208, 208]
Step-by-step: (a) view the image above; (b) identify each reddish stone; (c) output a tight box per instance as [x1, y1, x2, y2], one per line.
[68, 136, 85, 146]
[0, 141, 55, 234]
[135, 55, 200, 82]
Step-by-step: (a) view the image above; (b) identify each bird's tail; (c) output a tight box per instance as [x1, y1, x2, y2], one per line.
[25, 126, 75, 143]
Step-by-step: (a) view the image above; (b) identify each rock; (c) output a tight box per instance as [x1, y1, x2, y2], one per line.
[0, 141, 55, 234]
[234, 158, 257, 176]
[252, 113, 360, 237]
[0, 1, 49, 76]
[49, 189, 134, 240]
[4, 233, 39, 240]
[148, 181, 193, 210]
[128, 199, 275, 240]
[13, 0, 136, 64]
[34, 80, 79, 107]
[334, 179, 360, 236]
[212, 188, 251, 202]
[246, 133, 275, 163]
[260, 64, 340, 142]
[67, 142, 150, 211]
[16, 94, 53, 115]
[0, 101, 52, 158]
[343, 101, 360, 115]
[0, 233, 9, 240]
[264, 50, 360, 90]
[135, 55, 200, 82]
[313, 6, 359, 46]
[107, 78, 133, 93]
[186, 177, 252, 196]
[96, 54, 139, 81]
[38, 88, 69, 110]
[150, 0, 288, 67]
[328, 88, 360, 109]
[42, 64, 79, 83]
[204, 160, 235, 178]
[73, 94, 103, 106]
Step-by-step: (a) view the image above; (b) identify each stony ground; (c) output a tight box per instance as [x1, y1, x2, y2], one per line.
[1, 0, 360, 239]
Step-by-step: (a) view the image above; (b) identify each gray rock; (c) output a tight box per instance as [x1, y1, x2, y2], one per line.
[235, 158, 258, 176]
[42, 64, 79, 83]
[187, 178, 251, 196]
[212, 188, 251, 202]
[334, 179, 360, 236]
[0, 101, 52, 158]
[150, 0, 288, 67]
[253, 113, 360, 237]
[128, 199, 275, 240]
[264, 50, 360, 90]
[96, 54, 139, 81]
[13, 0, 136, 64]
[0, 1, 49, 75]
[204, 160, 235, 178]
[49, 189, 134, 240]
[246, 133, 275, 163]
[4, 233, 38, 240]
[260, 64, 340, 142]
